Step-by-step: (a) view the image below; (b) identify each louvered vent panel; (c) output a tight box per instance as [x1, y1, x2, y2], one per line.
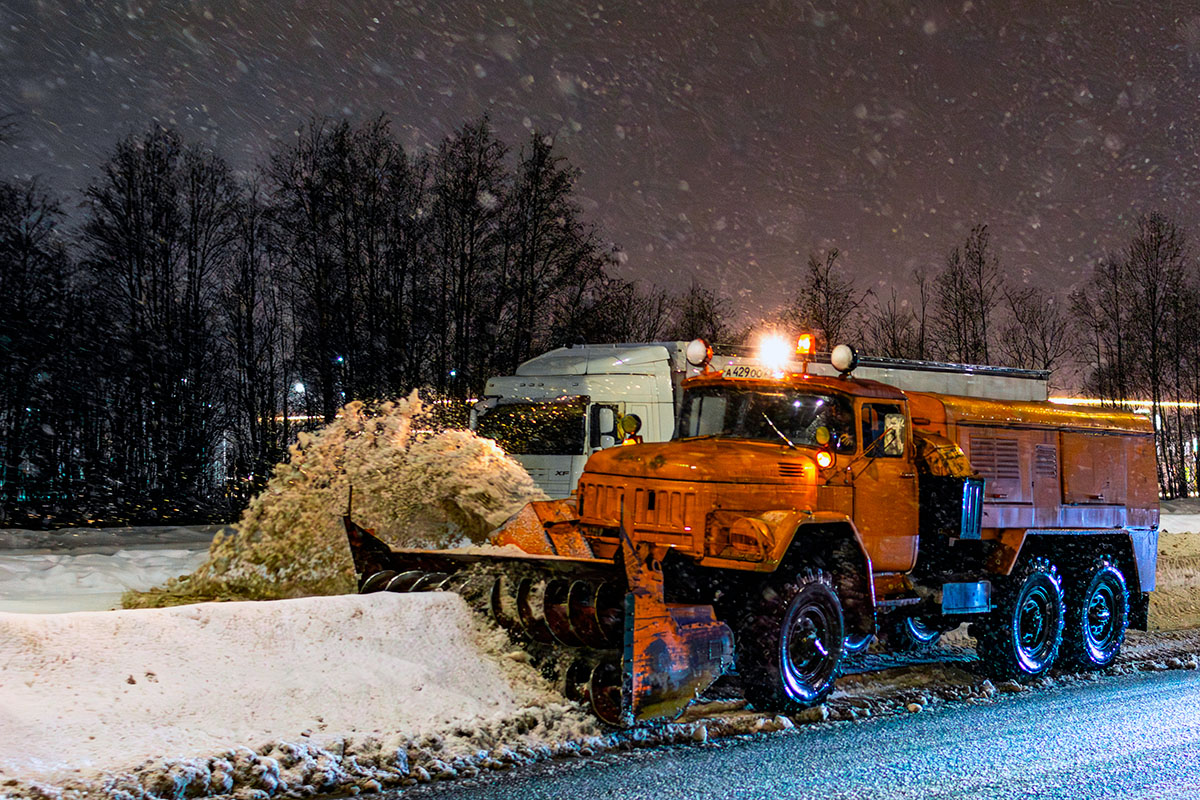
[778, 462, 806, 478]
[970, 436, 1021, 481]
[1035, 444, 1058, 478]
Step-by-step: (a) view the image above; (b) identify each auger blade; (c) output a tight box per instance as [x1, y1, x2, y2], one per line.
[360, 570, 397, 593]
[516, 577, 557, 644]
[588, 660, 624, 726]
[385, 570, 426, 592]
[566, 580, 605, 647]
[489, 575, 520, 629]
[543, 578, 584, 647]
[562, 657, 592, 703]
[408, 571, 450, 591]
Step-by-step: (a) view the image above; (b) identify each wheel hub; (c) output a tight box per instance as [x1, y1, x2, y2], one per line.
[1018, 587, 1050, 652]
[1087, 584, 1116, 645]
[788, 609, 830, 673]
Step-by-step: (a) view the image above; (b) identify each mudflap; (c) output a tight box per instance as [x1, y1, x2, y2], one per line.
[620, 531, 735, 725]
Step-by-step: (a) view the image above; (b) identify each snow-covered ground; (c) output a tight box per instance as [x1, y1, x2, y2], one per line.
[0, 548, 210, 614]
[3, 514, 1200, 799]
[0, 525, 224, 614]
[0, 592, 588, 797]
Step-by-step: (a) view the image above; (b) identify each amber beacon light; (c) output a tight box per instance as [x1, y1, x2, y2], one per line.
[796, 333, 815, 356]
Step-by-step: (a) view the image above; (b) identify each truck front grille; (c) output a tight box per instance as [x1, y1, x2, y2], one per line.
[578, 479, 697, 534]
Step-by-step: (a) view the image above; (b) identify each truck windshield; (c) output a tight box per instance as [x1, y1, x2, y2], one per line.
[675, 386, 856, 453]
[474, 401, 586, 456]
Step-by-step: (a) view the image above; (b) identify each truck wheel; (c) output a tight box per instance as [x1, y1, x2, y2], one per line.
[974, 557, 1064, 681]
[1061, 558, 1128, 671]
[885, 616, 942, 652]
[738, 570, 845, 711]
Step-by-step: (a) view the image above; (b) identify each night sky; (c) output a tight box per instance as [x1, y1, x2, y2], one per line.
[3, 1, 1199, 322]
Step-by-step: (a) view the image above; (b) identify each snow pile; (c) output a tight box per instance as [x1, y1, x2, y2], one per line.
[1151, 519, 1200, 631]
[0, 548, 209, 614]
[0, 593, 594, 797]
[125, 394, 546, 606]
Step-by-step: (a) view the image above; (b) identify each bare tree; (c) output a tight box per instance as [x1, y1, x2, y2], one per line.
[932, 224, 1004, 364]
[860, 268, 931, 359]
[554, 276, 673, 344]
[663, 281, 733, 342]
[997, 287, 1074, 377]
[82, 127, 238, 509]
[495, 133, 614, 372]
[1124, 213, 1190, 495]
[1074, 213, 1193, 497]
[428, 118, 508, 398]
[782, 249, 863, 350]
[223, 184, 289, 501]
[0, 180, 74, 521]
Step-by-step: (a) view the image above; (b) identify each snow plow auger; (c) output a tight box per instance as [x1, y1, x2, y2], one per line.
[344, 498, 735, 727]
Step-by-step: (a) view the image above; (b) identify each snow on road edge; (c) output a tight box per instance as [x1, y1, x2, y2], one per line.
[0, 593, 596, 799]
[6, 516, 1200, 798]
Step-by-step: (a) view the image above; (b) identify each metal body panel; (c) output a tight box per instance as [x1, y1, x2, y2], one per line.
[1129, 527, 1159, 592]
[906, 391, 1159, 545]
[942, 581, 992, 614]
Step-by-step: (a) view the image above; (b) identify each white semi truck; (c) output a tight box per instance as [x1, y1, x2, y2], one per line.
[471, 339, 1049, 498]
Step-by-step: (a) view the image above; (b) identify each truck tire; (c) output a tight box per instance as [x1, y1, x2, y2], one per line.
[973, 557, 1064, 681]
[737, 570, 845, 711]
[1061, 557, 1128, 671]
[884, 616, 943, 652]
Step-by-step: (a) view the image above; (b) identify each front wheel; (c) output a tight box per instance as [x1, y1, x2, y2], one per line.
[738, 570, 845, 711]
[974, 557, 1064, 681]
[1061, 558, 1129, 670]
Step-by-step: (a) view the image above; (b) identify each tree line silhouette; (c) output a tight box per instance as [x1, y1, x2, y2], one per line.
[2, 112, 1196, 526]
[0, 116, 727, 526]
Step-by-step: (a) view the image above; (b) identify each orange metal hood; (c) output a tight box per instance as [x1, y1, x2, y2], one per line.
[584, 439, 820, 484]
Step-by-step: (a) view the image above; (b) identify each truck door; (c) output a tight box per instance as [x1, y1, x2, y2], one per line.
[850, 401, 919, 572]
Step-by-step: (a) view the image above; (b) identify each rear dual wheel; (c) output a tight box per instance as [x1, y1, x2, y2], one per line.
[738, 570, 845, 711]
[1061, 558, 1129, 671]
[974, 557, 1065, 681]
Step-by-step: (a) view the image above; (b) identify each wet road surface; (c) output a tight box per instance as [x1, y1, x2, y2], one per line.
[404, 669, 1200, 800]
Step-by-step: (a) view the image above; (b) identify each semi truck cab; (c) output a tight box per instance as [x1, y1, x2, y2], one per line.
[471, 344, 686, 497]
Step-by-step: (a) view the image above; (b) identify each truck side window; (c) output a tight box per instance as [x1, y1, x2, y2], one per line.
[861, 403, 906, 458]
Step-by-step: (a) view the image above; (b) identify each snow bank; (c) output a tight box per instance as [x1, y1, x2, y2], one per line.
[125, 394, 546, 606]
[1151, 518, 1200, 631]
[0, 548, 209, 614]
[0, 593, 590, 795]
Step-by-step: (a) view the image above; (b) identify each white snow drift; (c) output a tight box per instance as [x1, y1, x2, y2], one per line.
[0, 592, 588, 795]
[0, 548, 209, 614]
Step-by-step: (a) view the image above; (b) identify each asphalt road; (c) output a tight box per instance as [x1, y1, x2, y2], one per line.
[404, 670, 1200, 800]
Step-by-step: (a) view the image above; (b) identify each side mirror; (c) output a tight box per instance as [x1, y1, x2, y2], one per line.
[591, 405, 620, 448]
[469, 397, 496, 431]
[883, 413, 906, 456]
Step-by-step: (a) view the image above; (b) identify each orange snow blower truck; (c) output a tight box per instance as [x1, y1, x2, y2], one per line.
[345, 338, 1158, 726]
